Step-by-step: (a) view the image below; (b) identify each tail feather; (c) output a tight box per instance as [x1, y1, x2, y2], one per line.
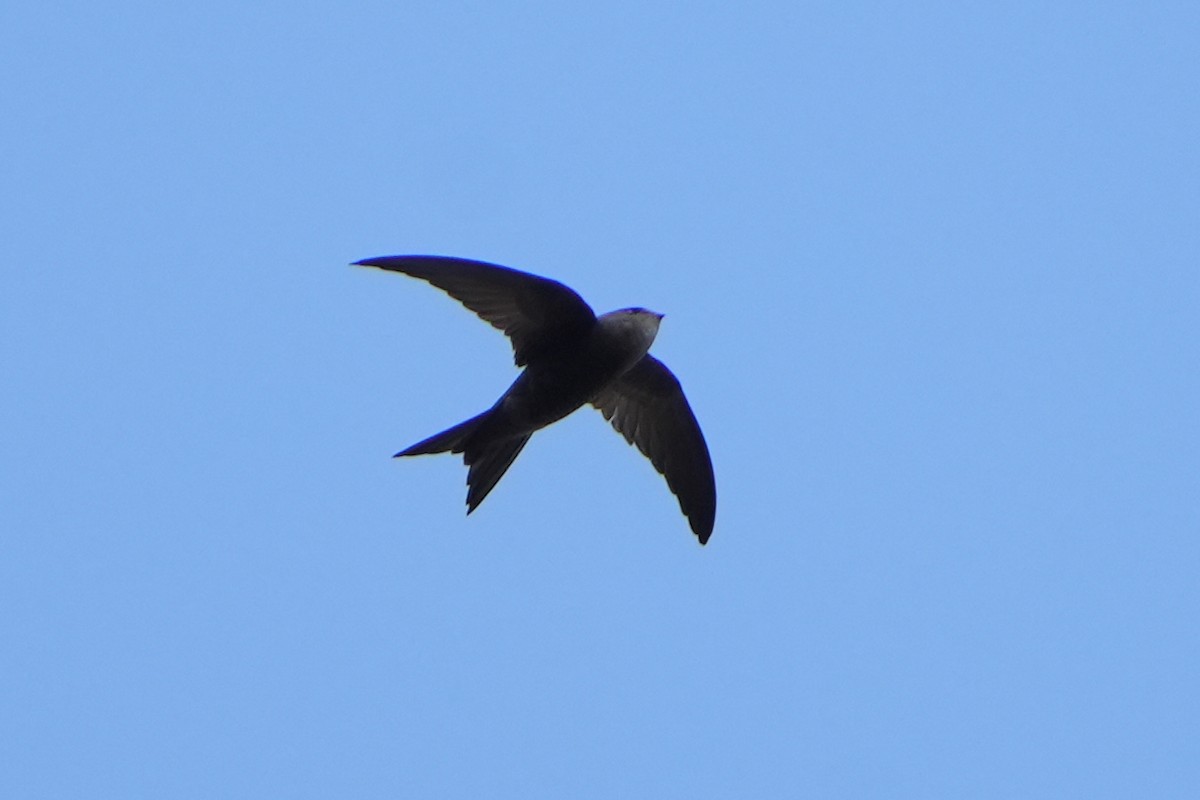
[395, 410, 531, 513]
[465, 435, 531, 513]
[394, 411, 489, 457]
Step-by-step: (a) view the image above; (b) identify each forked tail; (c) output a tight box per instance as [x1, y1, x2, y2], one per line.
[395, 411, 531, 513]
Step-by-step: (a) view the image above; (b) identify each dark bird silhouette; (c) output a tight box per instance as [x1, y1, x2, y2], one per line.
[355, 255, 716, 544]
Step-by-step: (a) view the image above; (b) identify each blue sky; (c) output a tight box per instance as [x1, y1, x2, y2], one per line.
[3, 2, 1198, 797]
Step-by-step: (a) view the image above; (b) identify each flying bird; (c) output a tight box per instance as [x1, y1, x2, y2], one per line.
[355, 255, 716, 544]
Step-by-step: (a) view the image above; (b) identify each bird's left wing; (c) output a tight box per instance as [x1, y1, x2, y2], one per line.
[354, 255, 596, 366]
[591, 355, 716, 544]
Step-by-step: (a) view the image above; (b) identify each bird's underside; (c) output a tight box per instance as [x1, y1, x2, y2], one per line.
[355, 254, 717, 544]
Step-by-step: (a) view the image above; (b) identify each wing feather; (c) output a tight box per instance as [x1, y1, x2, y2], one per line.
[355, 255, 596, 365]
[592, 356, 716, 544]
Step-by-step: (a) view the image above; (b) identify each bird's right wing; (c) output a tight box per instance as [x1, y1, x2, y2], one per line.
[592, 355, 716, 544]
[354, 255, 596, 366]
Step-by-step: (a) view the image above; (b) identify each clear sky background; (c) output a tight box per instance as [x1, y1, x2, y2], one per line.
[3, 2, 1198, 797]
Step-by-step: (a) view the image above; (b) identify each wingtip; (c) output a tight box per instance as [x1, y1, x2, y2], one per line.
[354, 255, 408, 268]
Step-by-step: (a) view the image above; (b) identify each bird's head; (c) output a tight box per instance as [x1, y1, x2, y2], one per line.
[596, 307, 664, 365]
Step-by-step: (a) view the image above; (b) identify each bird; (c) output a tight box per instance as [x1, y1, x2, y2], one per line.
[355, 255, 716, 544]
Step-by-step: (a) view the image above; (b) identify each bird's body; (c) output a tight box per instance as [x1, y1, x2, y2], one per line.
[356, 255, 716, 544]
[486, 312, 657, 432]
